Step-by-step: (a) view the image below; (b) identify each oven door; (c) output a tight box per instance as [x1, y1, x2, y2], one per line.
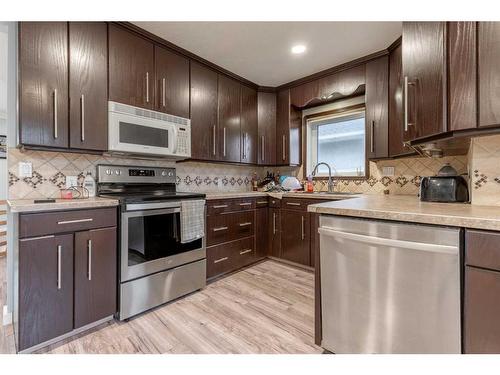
[109, 110, 177, 157]
[121, 207, 205, 282]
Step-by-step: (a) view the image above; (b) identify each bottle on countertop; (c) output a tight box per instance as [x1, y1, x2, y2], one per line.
[306, 175, 314, 192]
[83, 171, 96, 197]
[252, 172, 258, 191]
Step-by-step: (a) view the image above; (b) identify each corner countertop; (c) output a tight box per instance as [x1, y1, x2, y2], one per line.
[8, 197, 120, 213]
[308, 194, 500, 231]
[204, 191, 360, 201]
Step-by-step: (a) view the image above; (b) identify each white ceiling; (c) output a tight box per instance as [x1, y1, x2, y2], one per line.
[134, 22, 402, 87]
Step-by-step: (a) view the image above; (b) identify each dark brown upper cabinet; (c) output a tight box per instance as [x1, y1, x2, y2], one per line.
[276, 89, 301, 166]
[478, 22, 500, 128]
[240, 85, 258, 164]
[257, 91, 277, 165]
[365, 55, 389, 159]
[69, 22, 108, 151]
[74, 227, 117, 329]
[108, 24, 154, 110]
[448, 22, 477, 131]
[19, 22, 69, 148]
[218, 75, 241, 163]
[154, 45, 190, 118]
[190, 62, 219, 160]
[402, 22, 447, 140]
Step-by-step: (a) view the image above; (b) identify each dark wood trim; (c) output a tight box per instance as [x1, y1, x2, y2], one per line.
[257, 86, 277, 93]
[115, 22, 258, 89]
[301, 103, 369, 181]
[276, 49, 388, 91]
[387, 36, 402, 52]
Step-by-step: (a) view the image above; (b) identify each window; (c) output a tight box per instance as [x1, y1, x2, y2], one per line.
[306, 107, 366, 178]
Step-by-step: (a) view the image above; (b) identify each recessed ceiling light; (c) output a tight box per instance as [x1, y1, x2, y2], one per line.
[291, 44, 306, 54]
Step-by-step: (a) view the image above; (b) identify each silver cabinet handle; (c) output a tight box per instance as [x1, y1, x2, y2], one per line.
[242, 132, 246, 159]
[57, 218, 93, 225]
[261, 135, 265, 161]
[146, 72, 150, 103]
[282, 134, 286, 161]
[162, 77, 166, 107]
[239, 202, 252, 206]
[212, 204, 228, 209]
[213, 226, 229, 232]
[239, 222, 252, 227]
[53, 89, 58, 139]
[81, 94, 85, 142]
[404, 76, 415, 132]
[286, 202, 301, 206]
[223, 127, 227, 157]
[240, 249, 252, 255]
[257, 201, 267, 204]
[370, 120, 375, 153]
[214, 257, 228, 264]
[87, 239, 92, 281]
[301, 216, 305, 240]
[273, 212, 276, 235]
[212, 125, 216, 156]
[57, 245, 62, 290]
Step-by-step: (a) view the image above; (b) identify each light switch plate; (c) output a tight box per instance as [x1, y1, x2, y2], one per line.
[382, 166, 395, 176]
[65, 175, 78, 189]
[18, 162, 32, 178]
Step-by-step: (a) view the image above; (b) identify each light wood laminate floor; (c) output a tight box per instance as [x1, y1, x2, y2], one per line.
[0, 258, 321, 354]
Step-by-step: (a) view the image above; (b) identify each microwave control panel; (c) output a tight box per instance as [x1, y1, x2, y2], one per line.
[175, 125, 191, 156]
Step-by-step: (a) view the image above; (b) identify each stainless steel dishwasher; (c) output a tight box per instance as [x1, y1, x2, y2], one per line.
[319, 215, 462, 354]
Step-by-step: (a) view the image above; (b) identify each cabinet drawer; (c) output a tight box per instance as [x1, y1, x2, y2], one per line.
[269, 198, 281, 208]
[206, 211, 255, 246]
[20, 207, 117, 238]
[235, 236, 255, 268]
[466, 229, 500, 271]
[206, 236, 255, 279]
[255, 197, 269, 208]
[282, 198, 308, 211]
[207, 200, 235, 215]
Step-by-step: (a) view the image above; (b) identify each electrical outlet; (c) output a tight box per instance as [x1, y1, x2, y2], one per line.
[65, 175, 78, 189]
[382, 166, 395, 177]
[18, 162, 32, 178]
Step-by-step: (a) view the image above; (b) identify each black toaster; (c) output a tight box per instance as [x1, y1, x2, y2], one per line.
[419, 175, 469, 203]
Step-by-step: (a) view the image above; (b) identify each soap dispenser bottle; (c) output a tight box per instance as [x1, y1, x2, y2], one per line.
[83, 171, 96, 197]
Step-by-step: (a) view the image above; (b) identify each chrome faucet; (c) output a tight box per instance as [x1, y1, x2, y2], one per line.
[312, 162, 337, 193]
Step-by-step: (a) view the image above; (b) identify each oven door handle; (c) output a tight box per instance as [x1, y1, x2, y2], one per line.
[123, 207, 181, 218]
[125, 202, 182, 212]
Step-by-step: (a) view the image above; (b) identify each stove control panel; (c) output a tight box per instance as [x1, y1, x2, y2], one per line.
[97, 165, 176, 184]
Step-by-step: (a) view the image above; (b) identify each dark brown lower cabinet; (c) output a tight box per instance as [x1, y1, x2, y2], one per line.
[280, 209, 310, 266]
[74, 227, 117, 329]
[269, 207, 281, 258]
[255, 206, 269, 260]
[18, 234, 74, 351]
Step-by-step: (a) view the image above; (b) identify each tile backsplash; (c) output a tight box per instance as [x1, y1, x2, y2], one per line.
[469, 134, 500, 206]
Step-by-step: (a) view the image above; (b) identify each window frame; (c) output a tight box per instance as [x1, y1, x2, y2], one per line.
[303, 103, 368, 181]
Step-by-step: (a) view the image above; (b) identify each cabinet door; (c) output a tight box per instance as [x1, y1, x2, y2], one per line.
[281, 210, 310, 266]
[19, 22, 69, 148]
[257, 91, 277, 165]
[240, 85, 258, 164]
[190, 62, 218, 160]
[465, 266, 500, 353]
[74, 227, 117, 329]
[402, 22, 446, 139]
[276, 89, 290, 165]
[268, 208, 281, 258]
[218, 75, 241, 162]
[18, 234, 73, 351]
[69, 22, 108, 151]
[366, 56, 389, 159]
[388, 42, 414, 157]
[108, 24, 154, 109]
[255, 207, 269, 260]
[154, 45, 190, 118]
[448, 22, 477, 131]
[478, 22, 500, 128]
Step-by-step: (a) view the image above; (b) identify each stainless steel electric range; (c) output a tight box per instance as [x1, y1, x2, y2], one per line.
[97, 165, 206, 320]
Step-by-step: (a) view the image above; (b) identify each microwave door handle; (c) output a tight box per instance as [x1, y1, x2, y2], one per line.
[171, 126, 178, 154]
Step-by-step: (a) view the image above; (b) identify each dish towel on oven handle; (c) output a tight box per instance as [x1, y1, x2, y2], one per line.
[180, 199, 206, 243]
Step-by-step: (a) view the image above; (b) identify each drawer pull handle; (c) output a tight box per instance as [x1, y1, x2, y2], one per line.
[240, 249, 252, 255]
[57, 218, 93, 225]
[212, 204, 228, 209]
[213, 226, 229, 232]
[286, 202, 301, 206]
[257, 201, 267, 204]
[239, 222, 252, 227]
[214, 257, 228, 264]
[239, 202, 252, 206]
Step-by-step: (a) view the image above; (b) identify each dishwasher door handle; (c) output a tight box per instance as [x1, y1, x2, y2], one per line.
[318, 227, 458, 254]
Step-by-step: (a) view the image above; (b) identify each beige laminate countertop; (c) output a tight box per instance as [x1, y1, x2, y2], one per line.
[308, 194, 500, 231]
[8, 197, 120, 213]
[204, 191, 359, 200]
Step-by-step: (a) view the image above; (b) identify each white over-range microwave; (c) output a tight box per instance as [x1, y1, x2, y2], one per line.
[108, 101, 191, 159]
